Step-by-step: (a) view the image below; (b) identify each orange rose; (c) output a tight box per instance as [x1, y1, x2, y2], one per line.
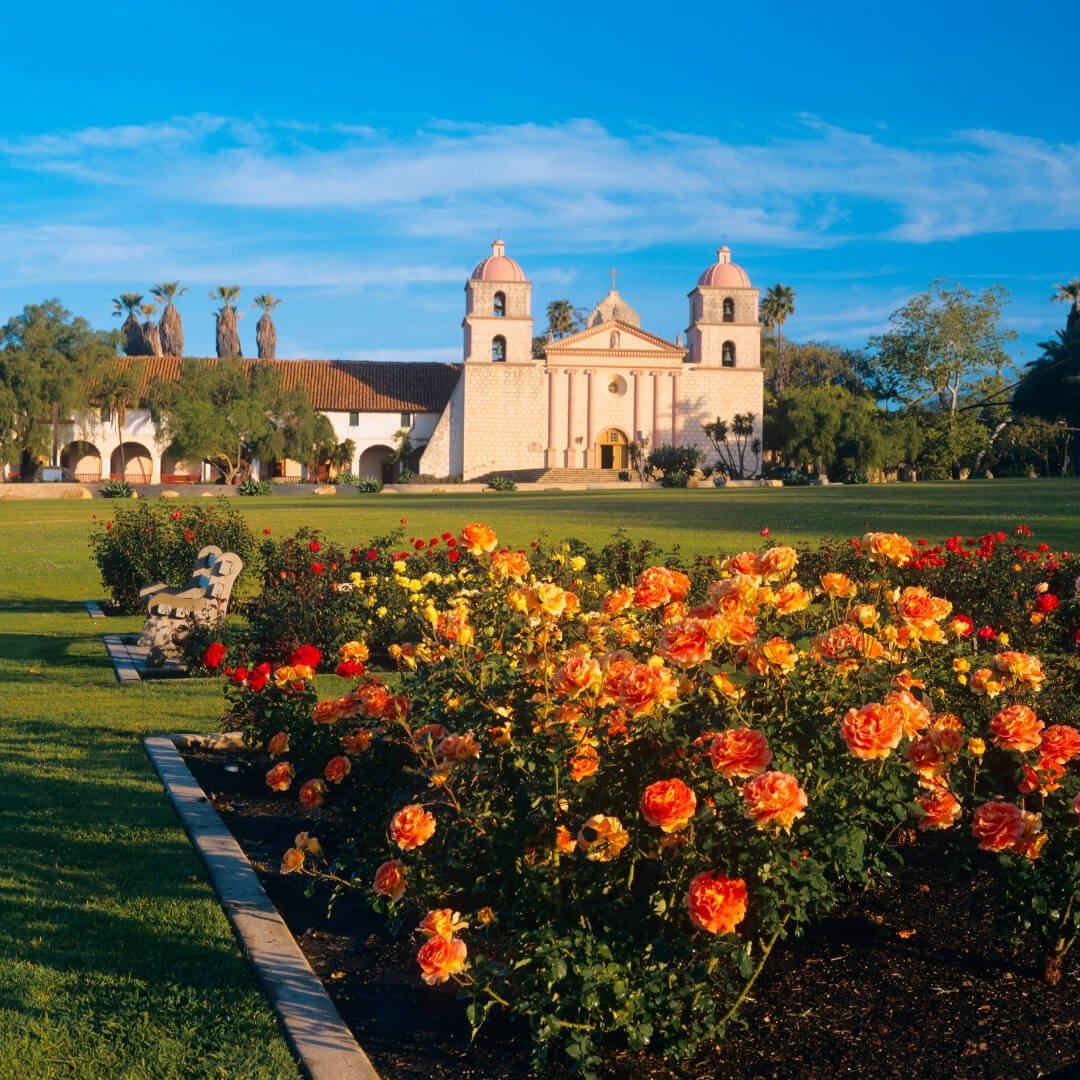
[742, 771, 807, 831]
[324, 755, 352, 784]
[372, 859, 407, 901]
[299, 778, 327, 808]
[555, 825, 576, 854]
[418, 908, 469, 939]
[840, 702, 904, 760]
[709, 728, 772, 779]
[339, 640, 370, 663]
[658, 619, 711, 668]
[971, 801, 1025, 852]
[744, 636, 798, 677]
[436, 733, 481, 762]
[354, 680, 392, 717]
[906, 727, 963, 779]
[969, 667, 1005, 698]
[882, 689, 931, 738]
[620, 661, 678, 717]
[340, 729, 374, 754]
[722, 550, 761, 577]
[633, 566, 691, 609]
[602, 586, 634, 614]
[417, 935, 468, 984]
[460, 522, 498, 555]
[267, 731, 290, 757]
[686, 871, 748, 935]
[640, 778, 698, 833]
[576, 814, 630, 861]
[820, 572, 857, 598]
[915, 785, 962, 830]
[529, 581, 573, 618]
[989, 704, 1044, 753]
[896, 586, 952, 637]
[554, 656, 602, 697]
[1038, 724, 1080, 767]
[569, 745, 600, 782]
[265, 761, 295, 792]
[993, 650, 1045, 693]
[758, 545, 798, 581]
[280, 847, 306, 875]
[390, 804, 437, 849]
[861, 531, 915, 567]
[771, 582, 812, 615]
[490, 548, 531, 579]
[312, 697, 345, 724]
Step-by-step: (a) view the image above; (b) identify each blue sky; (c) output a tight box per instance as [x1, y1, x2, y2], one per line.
[1, 1, 1075, 367]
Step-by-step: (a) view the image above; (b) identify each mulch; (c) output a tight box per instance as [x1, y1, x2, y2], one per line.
[181, 745, 1080, 1080]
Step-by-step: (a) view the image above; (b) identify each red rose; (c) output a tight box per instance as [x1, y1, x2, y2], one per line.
[1034, 593, 1060, 614]
[203, 642, 228, 669]
[290, 644, 322, 669]
[308, 540, 321, 552]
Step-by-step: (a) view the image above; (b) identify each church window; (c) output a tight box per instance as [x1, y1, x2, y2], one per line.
[722, 297, 735, 322]
[348, 411, 360, 426]
[722, 341, 736, 367]
[493, 291, 506, 317]
[492, 335, 507, 362]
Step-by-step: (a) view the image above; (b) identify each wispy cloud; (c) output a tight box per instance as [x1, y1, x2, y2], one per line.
[6, 114, 1079, 251]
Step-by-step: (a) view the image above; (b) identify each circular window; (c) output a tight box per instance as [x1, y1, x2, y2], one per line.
[607, 375, 628, 396]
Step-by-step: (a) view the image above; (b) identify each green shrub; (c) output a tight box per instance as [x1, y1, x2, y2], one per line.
[356, 477, 383, 493]
[334, 472, 360, 486]
[88, 500, 259, 613]
[486, 475, 517, 492]
[100, 479, 133, 498]
[238, 478, 273, 496]
[647, 444, 700, 485]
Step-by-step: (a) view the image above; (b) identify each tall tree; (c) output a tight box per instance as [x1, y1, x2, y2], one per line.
[759, 284, 796, 392]
[210, 286, 243, 359]
[151, 282, 188, 356]
[864, 282, 1016, 415]
[1052, 279, 1080, 338]
[762, 339, 865, 396]
[252, 294, 282, 359]
[533, 299, 587, 357]
[0, 300, 114, 478]
[140, 302, 162, 357]
[91, 365, 142, 478]
[702, 413, 761, 479]
[112, 293, 146, 356]
[148, 358, 312, 485]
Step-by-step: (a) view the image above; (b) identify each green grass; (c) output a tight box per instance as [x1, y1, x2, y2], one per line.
[0, 480, 1077, 1077]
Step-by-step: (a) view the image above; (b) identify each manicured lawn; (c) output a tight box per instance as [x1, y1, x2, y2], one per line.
[0, 479, 1076, 1078]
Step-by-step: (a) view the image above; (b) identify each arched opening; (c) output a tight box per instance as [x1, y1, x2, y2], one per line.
[161, 449, 202, 484]
[493, 291, 506, 317]
[61, 440, 101, 482]
[492, 335, 507, 362]
[359, 444, 396, 484]
[722, 297, 735, 323]
[595, 427, 629, 471]
[722, 341, 736, 368]
[110, 442, 153, 484]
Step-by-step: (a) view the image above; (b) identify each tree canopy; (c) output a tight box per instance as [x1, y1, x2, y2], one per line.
[0, 300, 115, 477]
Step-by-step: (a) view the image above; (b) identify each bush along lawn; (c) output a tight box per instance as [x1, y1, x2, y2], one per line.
[203, 518, 1080, 1077]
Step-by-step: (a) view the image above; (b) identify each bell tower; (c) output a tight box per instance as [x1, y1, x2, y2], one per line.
[463, 239, 534, 363]
[685, 246, 761, 369]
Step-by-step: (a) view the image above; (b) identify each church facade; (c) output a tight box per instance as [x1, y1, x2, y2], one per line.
[419, 240, 764, 481]
[47, 241, 763, 485]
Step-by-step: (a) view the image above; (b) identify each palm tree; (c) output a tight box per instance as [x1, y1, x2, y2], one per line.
[760, 284, 796, 391]
[92, 367, 141, 479]
[140, 302, 162, 356]
[546, 299, 577, 338]
[210, 286, 242, 358]
[111, 293, 145, 356]
[151, 282, 188, 356]
[328, 438, 356, 479]
[252, 294, 282, 359]
[1052, 279, 1080, 338]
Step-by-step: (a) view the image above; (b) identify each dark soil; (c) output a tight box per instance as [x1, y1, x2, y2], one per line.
[182, 746, 1080, 1080]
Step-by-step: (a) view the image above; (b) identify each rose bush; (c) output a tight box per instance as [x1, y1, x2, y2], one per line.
[221, 522, 1080, 1074]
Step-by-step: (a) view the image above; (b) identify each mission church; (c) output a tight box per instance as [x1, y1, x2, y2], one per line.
[58, 241, 763, 485]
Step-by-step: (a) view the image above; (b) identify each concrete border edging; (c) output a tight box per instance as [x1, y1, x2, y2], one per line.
[144, 735, 380, 1080]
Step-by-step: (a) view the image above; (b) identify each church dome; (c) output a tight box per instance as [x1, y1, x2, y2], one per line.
[471, 238, 526, 282]
[588, 288, 641, 328]
[697, 246, 751, 288]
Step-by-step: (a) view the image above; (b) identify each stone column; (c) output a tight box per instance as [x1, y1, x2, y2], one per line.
[546, 367, 559, 467]
[566, 369, 576, 468]
[651, 372, 660, 447]
[632, 370, 642, 440]
[671, 371, 680, 447]
[585, 370, 595, 468]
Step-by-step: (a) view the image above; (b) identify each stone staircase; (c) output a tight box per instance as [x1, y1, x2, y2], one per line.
[471, 468, 632, 486]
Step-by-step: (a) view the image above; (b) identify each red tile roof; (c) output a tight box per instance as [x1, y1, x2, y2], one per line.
[113, 356, 461, 413]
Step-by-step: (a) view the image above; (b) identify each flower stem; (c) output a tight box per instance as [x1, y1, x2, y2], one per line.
[719, 913, 790, 1028]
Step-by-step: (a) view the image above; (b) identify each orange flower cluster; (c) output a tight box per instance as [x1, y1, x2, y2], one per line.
[390, 804, 437, 850]
[686, 871, 748, 935]
[741, 771, 808, 832]
[640, 778, 698, 833]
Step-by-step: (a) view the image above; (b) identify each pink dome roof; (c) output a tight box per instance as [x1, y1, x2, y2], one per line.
[471, 239, 526, 282]
[697, 246, 751, 288]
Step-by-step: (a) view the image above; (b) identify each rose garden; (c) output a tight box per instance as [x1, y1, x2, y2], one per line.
[4, 483, 1080, 1078]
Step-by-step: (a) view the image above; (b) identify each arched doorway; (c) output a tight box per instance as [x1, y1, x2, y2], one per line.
[61, 440, 101, 482]
[595, 427, 629, 470]
[110, 443, 153, 484]
[359, 445, 395, 484]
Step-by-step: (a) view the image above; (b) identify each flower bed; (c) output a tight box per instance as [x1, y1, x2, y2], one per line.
[204, 521, 1080, 1076]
